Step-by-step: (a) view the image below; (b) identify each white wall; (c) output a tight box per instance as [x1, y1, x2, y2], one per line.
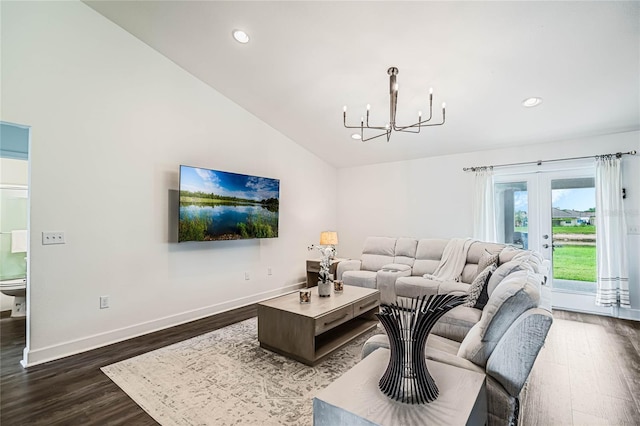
[0, 158, 29, 312]
[2, 1, 337, 365]
[337, 131, 640, 316]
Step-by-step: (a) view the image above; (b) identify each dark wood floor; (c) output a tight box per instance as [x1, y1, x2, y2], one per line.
[1, 308, 638, 425]
[1, 305, 256, 425]
[520, 310, 640, 425]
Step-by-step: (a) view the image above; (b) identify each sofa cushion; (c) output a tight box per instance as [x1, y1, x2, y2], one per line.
[464, 264, 496, 308]
[487, 260, 535, 297]
[431, 306, 483, 343]
[394, 238, 418, 267]
[395, 276, 440, 298]
[425, 335, 486, 375]
[380, 263, 411, 272]
[412, 239, 448, 276]
[457, 270, 541, 366]
[361, 254, 395, 272]
[361, 334, 390, 359]
[510, 250, 544, 274]
[342, 270, 377, 289]
[498, 245, 522, 265]
[438, 280, 470, 295]
[463, 243, 502, 283]
[360, 237, 396, 271]
[467, 242, 505, 264]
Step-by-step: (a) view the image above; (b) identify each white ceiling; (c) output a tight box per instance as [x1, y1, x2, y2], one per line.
[85, 1, 640, 168]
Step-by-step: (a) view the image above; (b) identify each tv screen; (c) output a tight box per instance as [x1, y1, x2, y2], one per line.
[178, 165, 279, 242]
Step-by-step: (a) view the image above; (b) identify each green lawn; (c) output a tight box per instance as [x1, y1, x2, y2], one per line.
[553, 245, 596, 282]
[552, 225, 595, 235]
[514, 225, 596, 282]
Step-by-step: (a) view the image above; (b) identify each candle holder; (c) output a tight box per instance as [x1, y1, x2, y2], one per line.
[299, 289, 311, 304]
[376, 294, 466, 404]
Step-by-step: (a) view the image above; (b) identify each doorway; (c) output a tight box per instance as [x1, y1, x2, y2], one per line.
[494, 166, 613, 316]
[0, 121, 30, 366]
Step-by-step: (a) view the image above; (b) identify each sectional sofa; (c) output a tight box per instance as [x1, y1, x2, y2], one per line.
[336, 236, 553, 425]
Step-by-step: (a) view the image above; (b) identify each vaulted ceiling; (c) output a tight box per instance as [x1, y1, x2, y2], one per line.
[85, 1, 640, 168]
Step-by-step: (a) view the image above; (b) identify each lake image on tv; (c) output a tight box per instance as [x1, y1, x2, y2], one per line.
[179, 166, 279, 242]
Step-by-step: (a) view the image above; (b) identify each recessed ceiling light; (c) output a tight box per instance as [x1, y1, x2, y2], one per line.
[351, 133, 362, 140]
[522, 97, 543, 108]
[232, 29, 249, 44]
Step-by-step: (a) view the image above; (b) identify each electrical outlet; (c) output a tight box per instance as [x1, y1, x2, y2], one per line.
[267, 267, 273, 276]
[629, 224, 640, 235]
[42, 231, 65, 245]
[99, 296, 109, 309]
[245, 272, 250, 280]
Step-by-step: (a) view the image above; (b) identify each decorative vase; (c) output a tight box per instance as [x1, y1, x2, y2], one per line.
[376, 294, 466, 404]
[318, 281, 332, 297]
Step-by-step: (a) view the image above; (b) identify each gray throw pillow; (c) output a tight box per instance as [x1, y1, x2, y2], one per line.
[464, 264, 497, 307]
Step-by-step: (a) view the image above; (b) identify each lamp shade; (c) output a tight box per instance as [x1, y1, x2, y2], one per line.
[319, 231, 338, 245]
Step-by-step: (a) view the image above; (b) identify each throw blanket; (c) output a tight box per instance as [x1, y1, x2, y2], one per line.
[424, 238, 474, 282]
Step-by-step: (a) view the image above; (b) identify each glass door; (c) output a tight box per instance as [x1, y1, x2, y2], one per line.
[494, 168, 613, 315]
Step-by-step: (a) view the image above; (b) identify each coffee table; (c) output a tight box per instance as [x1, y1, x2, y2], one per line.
[257, 286, 380, 366]
[313, 348, 487, 425]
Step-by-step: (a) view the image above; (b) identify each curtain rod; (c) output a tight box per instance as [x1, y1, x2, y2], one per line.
[462, 150, 637, 172]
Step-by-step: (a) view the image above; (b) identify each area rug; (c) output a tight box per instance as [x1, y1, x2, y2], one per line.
[101, 317, 380, 425]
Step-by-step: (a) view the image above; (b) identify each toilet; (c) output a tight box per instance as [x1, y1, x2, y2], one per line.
[0, 278, 27, 318]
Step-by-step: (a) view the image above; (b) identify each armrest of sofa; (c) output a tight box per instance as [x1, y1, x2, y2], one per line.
[336, 259, 362, 280]
[485, 308, 553, 398]
[377, 264, 412, 305]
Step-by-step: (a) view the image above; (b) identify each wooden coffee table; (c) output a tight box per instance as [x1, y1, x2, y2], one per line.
[257, 286, 380, 366]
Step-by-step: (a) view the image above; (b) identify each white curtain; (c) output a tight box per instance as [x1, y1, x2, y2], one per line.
[472, 168, 496, 242]
[595, 155, 629, 308]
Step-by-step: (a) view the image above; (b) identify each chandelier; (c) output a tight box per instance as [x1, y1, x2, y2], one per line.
[343, 67, 446, 142]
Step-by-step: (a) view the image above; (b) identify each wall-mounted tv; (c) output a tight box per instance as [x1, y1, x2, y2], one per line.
[178, 165, 279, 242]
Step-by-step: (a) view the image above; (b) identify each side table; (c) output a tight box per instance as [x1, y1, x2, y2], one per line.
[306, 258, 344, 288]
[313, 348, 487, 426]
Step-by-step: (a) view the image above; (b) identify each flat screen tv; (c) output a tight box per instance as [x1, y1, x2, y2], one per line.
[178, 165, 279, 242]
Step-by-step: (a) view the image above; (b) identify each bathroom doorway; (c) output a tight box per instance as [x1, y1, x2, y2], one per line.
[0, 121, 30, 367]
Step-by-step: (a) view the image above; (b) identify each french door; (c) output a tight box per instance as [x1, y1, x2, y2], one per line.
[494, 166, 613, 316]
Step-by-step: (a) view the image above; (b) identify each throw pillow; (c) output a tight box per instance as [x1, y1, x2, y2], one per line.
[477, 250, 499, 275]
[473, 271, 493, 309]
[464, 263, 496, 308]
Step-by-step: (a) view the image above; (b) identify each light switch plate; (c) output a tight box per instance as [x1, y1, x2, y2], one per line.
[42, 231, 65, 245]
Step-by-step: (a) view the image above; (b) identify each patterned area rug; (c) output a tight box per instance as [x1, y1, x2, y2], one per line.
[101, 317, 380, 425]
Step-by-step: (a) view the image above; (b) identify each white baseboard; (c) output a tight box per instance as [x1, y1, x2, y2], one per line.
[617, 307, 640, 322]
[551, 290, 640, 322]
[22, 283, 304, 367]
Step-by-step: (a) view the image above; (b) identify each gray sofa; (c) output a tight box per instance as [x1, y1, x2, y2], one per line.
[338, 236, 553, 425]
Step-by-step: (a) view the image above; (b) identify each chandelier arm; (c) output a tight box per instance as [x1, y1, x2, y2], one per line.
[393, 96, 434, 131]
[395, 127, 422, 134]
[344, 114, 388, 130]
[361, 130, 392, 142]
[394, 116, 445, 132]
[344, 124, 388, 130]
